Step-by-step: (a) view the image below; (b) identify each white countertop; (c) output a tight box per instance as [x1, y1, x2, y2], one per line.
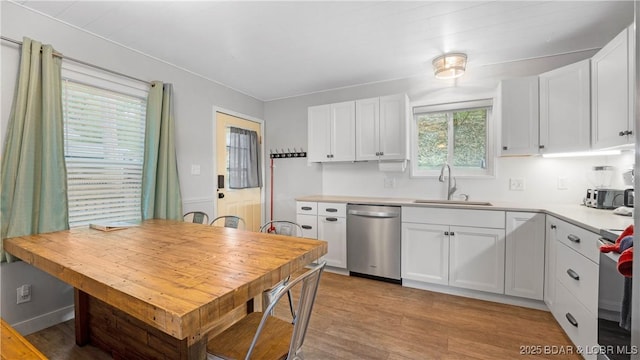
[296, 195, 634, 234]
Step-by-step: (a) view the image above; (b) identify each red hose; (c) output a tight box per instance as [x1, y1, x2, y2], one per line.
[269, 158, 275, 233]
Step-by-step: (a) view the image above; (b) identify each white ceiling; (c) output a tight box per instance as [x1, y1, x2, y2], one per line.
[16, 1, 634, 101]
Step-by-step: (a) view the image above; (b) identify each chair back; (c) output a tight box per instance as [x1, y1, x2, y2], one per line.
[210, 215, 245, 229]
[247, 262, 326, 360]
[183, 211, 209, 224]
[259, 220, 304, 237]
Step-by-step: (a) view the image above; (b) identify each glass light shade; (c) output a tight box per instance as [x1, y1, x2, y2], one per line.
[432, 53, 467, 79]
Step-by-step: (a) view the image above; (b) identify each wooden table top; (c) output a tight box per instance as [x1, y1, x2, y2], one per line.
[3, 219, 327, 341]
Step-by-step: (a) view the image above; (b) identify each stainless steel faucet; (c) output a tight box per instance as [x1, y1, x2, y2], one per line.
[438, 163, 457, 200]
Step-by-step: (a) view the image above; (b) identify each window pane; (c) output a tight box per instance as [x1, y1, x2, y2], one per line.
[416, 112, 448, 169]
[453, 109, 487, 168]
[63, 80, 147, 228]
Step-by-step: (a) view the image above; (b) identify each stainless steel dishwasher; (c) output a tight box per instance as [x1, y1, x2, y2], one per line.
[347, 204, 401, 283]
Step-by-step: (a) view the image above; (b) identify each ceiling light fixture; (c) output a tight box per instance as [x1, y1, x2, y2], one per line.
[432, 53, 467, 79]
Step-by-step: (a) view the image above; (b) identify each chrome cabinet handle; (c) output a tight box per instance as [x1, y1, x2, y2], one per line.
[325, 217, 338, 222]
[301, 225, 312, 230]
[565, 313, 578, 327]
[566, 268, 580, 281]
[325, 208, 338, 213]
[550, 224, 557, 229]
[567, 234, 580, 243]
[444, 231, 449, 236]
[301, 206, 312, 211]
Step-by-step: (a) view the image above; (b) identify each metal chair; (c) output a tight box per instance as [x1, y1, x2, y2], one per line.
[259, 220, 304, 237]
[206, 262, 326, 360]
[183, 211, 209, 224]
[260, 221, 305, 321]
[210, 215, 245, 229]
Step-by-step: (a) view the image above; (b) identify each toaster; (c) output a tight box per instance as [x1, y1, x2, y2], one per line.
[586, 189, 625, 209]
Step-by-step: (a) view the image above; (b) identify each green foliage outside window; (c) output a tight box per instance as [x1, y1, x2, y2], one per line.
[416, 108, 487, 170]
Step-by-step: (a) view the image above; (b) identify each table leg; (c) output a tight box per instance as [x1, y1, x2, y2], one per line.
[246, 298, 254, 313]
[74, 289, 89, 346]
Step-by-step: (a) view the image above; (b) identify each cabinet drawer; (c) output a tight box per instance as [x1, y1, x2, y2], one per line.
[318, 202, 346, 217]
[555, 219, 600, 264]
[551, 282, 598, 359]
[402, 207, 505, 229]
[555, 242, 599, 314]
[296, 214, 318, 239]
[296, 201, 317, 215]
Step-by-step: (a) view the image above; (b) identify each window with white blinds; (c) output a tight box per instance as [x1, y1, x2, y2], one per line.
[61, 65, 148, 228]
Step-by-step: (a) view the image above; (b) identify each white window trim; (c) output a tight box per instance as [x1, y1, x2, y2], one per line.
[410, 99, 496, 179]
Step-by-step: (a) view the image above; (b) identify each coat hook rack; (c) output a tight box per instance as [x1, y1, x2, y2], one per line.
[269, 148, 307, 159]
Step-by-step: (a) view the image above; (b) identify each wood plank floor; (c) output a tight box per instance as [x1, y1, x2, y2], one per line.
[26, 272, 580, 359]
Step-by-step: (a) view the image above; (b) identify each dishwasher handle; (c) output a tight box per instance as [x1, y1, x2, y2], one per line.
[348, 209, 399, 218]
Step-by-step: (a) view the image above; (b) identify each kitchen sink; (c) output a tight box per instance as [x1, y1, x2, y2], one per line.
[413, 199, 493, 206]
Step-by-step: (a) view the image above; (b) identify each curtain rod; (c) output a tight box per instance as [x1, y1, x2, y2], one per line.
[1, 35, 152, 86]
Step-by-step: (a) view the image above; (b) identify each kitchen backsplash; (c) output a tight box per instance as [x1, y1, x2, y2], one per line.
[321, 151, 635, 205]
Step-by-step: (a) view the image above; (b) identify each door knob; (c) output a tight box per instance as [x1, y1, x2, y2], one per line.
[218, 193, 225, 199]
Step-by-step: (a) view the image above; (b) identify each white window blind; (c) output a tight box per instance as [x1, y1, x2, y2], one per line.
[62, 79, 147, 228]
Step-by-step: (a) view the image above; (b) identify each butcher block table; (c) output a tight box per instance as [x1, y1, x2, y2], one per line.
[3, 219, 327, 359]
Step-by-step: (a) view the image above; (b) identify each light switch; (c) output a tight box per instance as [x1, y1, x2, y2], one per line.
[191, 164, 201, 175]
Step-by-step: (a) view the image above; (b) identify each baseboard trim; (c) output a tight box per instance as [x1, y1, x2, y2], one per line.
[402, 279, 548, 311]
[12, 305, 75, 335]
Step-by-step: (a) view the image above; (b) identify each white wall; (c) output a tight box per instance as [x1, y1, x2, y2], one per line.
[263, 49, 638, 222]
[0, 2, 263, 333]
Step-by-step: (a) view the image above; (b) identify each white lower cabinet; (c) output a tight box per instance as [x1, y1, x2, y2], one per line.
[505, 212, 545, 300]
[401, 207, 506, 295]
[318, 214, 347, 268]
[401, 223, 449, 285]
[551, 282, 598, 360]
[449, 226, 506, 294]
[295, 201, 347, 269]
[546, 215, 599, 360]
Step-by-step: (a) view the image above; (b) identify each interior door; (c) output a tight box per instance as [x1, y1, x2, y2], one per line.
[216, 112, 262, 231]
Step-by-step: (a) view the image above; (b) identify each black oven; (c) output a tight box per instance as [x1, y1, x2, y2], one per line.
[598, 230, 633, 360]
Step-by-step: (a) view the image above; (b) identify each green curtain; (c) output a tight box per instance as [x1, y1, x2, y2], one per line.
[1, 38, 69, 262]
[141, 81, 183, 220]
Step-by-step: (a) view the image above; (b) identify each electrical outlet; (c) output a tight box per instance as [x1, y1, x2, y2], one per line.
[509, 178, 525, 191]
[557, 176, 569, 190]
[384, 178, 396, 188]
[17, 284, 31, 304]
[190, 164, 201, 175]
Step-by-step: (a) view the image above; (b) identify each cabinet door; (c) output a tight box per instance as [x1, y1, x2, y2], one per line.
[449, 226, 506, 294]
[296, 214, 317, 239]
[499, 76, 539, 156]
[355, 97, 380, 161]
[318, 215, 347, 268]
[330, 101, 356, 162]
[378, 94, 407, 160]
[401, 223, 449, 285]
[308, 105, 332, 162]
[505, 212, 545, 300]
[539, 59, 591, 153]
[592, 27, 631, 149]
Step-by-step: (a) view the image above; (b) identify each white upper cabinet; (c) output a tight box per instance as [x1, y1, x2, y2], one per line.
[539, 59, 591, 153]
[498, 76, 539, 156]
[310, 94, 408, 163]
[355, 94, 409, 161]
[308, 101, 356, 162]
[355, 97, 380, 160]
[592, 25, 635, 149]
